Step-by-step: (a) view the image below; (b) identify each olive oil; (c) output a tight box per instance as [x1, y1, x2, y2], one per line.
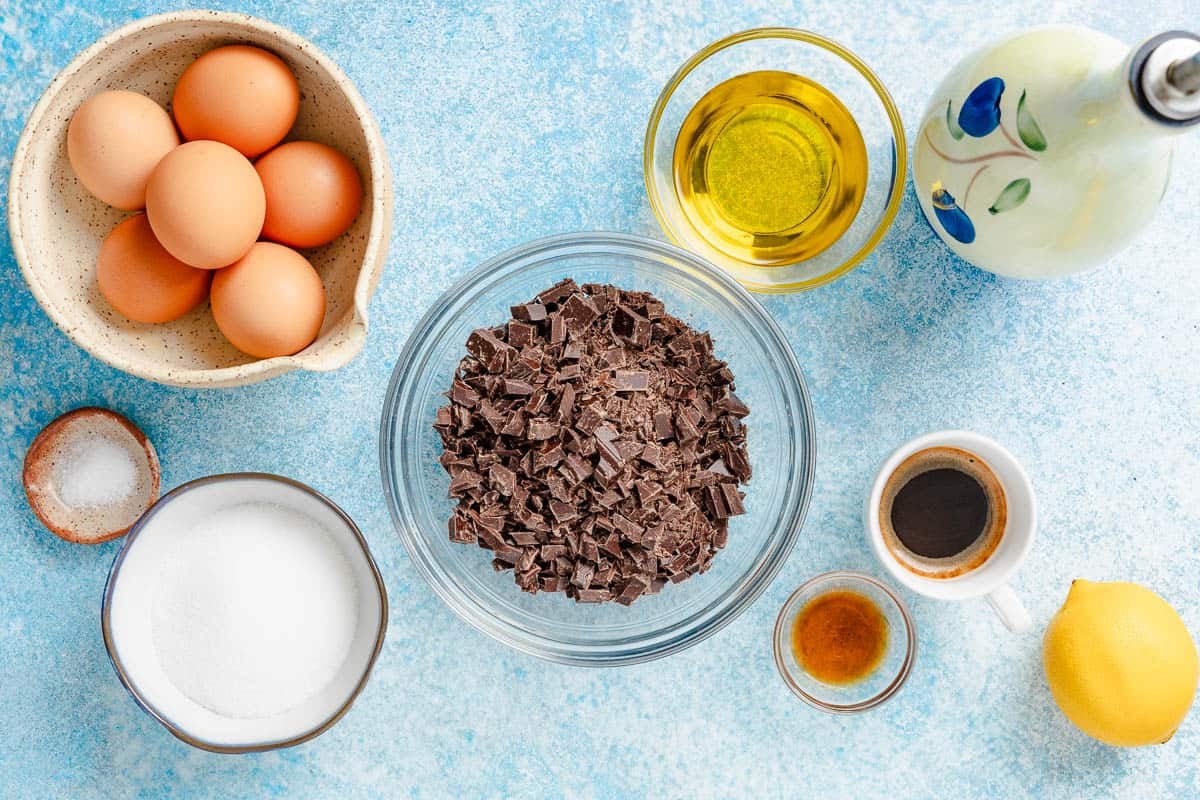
[673, 71, 868, 266]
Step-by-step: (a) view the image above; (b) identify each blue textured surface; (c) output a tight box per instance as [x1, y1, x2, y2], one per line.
[2, 1, 1198, 797]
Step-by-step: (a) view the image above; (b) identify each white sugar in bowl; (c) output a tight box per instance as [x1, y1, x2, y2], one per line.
[102, 473, 387, 752]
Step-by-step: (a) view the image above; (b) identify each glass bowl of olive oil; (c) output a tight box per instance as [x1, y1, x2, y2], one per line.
[645, 28, 906, 292]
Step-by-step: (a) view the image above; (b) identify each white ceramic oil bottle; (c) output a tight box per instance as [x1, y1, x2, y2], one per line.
[913, 27, 1200, 278]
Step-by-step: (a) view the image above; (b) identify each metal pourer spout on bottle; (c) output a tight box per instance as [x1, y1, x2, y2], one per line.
[1133, 31, 1200, 126]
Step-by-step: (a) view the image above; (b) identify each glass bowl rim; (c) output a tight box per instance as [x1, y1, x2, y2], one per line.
[379, 231, 817, 666]
[642, 27, 908, 294]
[100, 472, 389, 754]
[772, 570, 917, 713]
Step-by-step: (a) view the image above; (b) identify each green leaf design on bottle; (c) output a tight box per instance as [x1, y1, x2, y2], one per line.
[945, 99, 965, 140]
[1017, 90, 1047, 152]
[989, 178, 1031, 214]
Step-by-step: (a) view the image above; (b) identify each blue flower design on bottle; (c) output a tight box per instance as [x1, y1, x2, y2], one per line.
[925, 78, 1048, 245]
[931, 186, 975, 244]
[958, 77, 1005, 137]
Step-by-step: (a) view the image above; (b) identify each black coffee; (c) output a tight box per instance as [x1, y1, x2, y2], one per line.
[890, 468, 988, 558]
[878, 446, 1007, 579]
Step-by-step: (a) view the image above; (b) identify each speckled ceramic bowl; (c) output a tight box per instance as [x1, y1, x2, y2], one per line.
[7, 11, 392, 388]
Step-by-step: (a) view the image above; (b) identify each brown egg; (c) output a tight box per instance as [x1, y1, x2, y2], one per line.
[256, 141, 364, 248]
[172, 45, 300, 158]
[67, 90, 180, 210]
[211, 242, 325, 359]
[145, 140, 265, 269]
[96, 214, 212, 323]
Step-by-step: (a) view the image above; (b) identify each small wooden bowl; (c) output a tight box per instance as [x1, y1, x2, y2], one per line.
[23, 408, 160, 544]
[7, 11, 392, 387]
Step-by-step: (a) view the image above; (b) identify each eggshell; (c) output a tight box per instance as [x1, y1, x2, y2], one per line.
[96, 214, 212, 324]
[172, 45, 300, 158]
[145, 140, 265, 269]
[256, 141, 364, 248]
[66, 90, 180, 210]
[211, 242, 325, 359]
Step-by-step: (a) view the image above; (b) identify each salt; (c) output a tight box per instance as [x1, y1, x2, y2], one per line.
[148, 502, 360, 719]
[53, 433, 138, 508]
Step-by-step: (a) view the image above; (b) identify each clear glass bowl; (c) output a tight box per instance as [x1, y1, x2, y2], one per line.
[644, 28, 906, 293]
[774, 571, 916, 713]
[380, 233, 815, 665]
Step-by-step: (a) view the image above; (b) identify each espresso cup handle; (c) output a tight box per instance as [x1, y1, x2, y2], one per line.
[986, 583, 1032, 632]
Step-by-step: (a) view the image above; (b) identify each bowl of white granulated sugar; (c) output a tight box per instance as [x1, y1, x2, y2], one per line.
[101, 473, 387, 752]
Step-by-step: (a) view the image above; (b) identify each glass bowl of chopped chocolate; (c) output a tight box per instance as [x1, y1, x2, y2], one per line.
[381, 232, 815, 665]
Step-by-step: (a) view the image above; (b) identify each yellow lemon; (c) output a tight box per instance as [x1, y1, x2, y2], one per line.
[1043, 580, 1198, 746]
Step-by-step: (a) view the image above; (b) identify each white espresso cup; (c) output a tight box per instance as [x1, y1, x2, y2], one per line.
[865, 430, 1035, 633]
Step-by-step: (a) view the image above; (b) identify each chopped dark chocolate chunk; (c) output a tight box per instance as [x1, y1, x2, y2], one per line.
[602, 534, 623, 558]
[705, 485, 730, 519]
[653, 412, 674, 441]
[594, 423, 619, 443]
[507, 320, 535, 349]
[580, 534, 601, 563]
[612, 304, 652, 348]
[674, 409, 700, 444]
[715, 389, 751, 417]
[512, 531, 539, 546]
[563, 452, 592, 483]
[721, 441, 752, 483]
[615, 576, 650, 606]
[596, 437, 625, 470]
[556, 384, 576, 420]
[636, 480, 663, 505]
[560, 293, 600, 331]
[488, 463, 517, 496]
[435, 280, 751, 604]
[504, 378, 534, 396]
[706, 458, 733, 478]
[549, 313, 566, 344]
[594, 457, 621, 487]
[493, 545, 523, 565]
[639, 442, 664, 468]
[510, 302, 548, 322]
[526, 389, 549, 415]
[465, 328, 511, 372]
[612, 513, 645, 540]
[549, 500, 578, 522]
[600, 348, 624, 368]
[534, 442, 565, 471]
[555, 363, 581, 382]
[613, 370, 650, 392]
[448, 470, 483, 494]
[537, 278, 579, 306]
[449, 379, 480, 408]
[448, 514, 474, 544]
[720, 483, 745, 517]
[575, 404, 605, 434]
[570, 561, 595, 588]
[527, 419, 558, 440]
[500, 411, 526, 438]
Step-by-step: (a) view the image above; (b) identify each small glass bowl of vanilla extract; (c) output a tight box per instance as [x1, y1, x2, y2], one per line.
[773, 571, 916, 713]
[644, 28, 907, 293]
